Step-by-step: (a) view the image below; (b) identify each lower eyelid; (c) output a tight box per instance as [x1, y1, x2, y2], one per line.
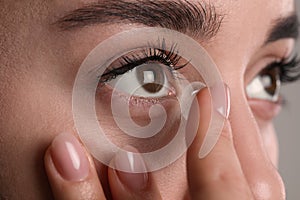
[248, 98, 282, 121]
[96, 84, 178, 111]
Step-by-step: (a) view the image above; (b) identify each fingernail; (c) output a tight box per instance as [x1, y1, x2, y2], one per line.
[50, 132, 89, 182]
[191, 82, 206, 97]
[211, 82, 231, 119]
[114, 146, 148, 192]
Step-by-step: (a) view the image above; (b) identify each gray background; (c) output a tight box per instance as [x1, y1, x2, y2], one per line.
[275, 1, 300, 199]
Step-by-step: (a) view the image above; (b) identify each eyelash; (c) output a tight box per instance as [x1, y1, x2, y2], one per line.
[266, 54, 300, 83]
[99, 44, 189, 83]
[99, 44, 300, 86]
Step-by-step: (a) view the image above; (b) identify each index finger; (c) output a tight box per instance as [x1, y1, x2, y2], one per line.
[186, 87, 253, 199]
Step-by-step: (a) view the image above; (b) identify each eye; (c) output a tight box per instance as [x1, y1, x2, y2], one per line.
[108, 62, 175, 98]
[246, 55, 300, 103]
[99, 46, 188, 99]
[94, 45, 191, 154]
[246, 66, 281, 102]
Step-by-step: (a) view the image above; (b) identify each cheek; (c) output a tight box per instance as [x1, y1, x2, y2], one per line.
[95, 85, 182, 152]
[0, 67, 75, 199]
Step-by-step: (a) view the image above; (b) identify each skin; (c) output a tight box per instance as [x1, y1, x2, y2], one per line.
[0, 0, 296, 199]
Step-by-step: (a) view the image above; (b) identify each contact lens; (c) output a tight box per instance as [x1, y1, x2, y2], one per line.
[72, 27, 227, 173]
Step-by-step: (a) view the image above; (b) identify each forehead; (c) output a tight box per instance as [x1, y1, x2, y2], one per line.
[0, 0, 296, 55]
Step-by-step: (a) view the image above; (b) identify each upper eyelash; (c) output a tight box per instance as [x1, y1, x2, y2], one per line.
[99, 44, 189, 83]
[280, 56, 300, 83]
[99, 45, 300, 85]
[267, 55, 300, 83]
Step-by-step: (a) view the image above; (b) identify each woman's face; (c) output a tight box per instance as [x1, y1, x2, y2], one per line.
[0, 0, 298, 199]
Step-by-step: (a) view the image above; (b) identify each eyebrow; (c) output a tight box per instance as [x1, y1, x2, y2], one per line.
[55, 0, 223, 40]
[265, 14, 299, 44]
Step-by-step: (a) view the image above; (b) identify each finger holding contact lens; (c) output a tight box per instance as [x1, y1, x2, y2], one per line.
[72, 27, 228, 173]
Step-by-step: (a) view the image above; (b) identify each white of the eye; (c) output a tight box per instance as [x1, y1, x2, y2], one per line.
[108, 66, 170, 98]
[246, 75, 280, 102]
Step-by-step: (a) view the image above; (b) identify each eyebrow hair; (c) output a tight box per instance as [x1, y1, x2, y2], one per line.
[265, 14, 299, 44]
[55, 0, 223, 39]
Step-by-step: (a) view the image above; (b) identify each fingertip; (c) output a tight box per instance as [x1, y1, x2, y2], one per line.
[186, 88, 212, 158]
[186, 86, 240, 191]
[197, 83, 231, 158]
[44, 132, 105, 200]
[108, 146, 162, 200]
[44, 144, 62, 187]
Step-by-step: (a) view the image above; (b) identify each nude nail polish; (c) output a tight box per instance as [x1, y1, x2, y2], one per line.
[114, 147, 148, 191]
[51, 132, 89, 182]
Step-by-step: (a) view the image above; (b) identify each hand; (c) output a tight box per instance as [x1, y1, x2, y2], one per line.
[43, 89, 269, 200]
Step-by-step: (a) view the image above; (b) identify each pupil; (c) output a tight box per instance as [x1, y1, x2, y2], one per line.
[261, 67, 280, 96]
[136, 63, 165, 93]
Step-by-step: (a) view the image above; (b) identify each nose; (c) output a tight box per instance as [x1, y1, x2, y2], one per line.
[227, 83, 285, 199]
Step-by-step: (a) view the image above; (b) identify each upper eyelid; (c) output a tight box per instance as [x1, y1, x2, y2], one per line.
[98, 46, 189, 83]
[247, 54, 300, 85]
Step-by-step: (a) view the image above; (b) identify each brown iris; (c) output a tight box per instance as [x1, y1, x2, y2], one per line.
[136, 63, 165, 94]
[260, 67, 280, 96]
